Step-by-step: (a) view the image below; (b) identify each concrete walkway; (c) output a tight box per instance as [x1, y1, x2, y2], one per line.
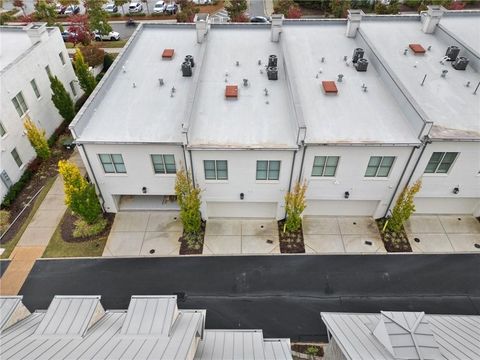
[0, 150, 84, 295]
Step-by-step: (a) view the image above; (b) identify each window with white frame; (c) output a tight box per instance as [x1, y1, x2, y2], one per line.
[45, 65, 52, 77]
[204, 160, 228, 180]
[0, 122, 6, 137]
[69, 81, 77, 97]
[424, 152, 458, 174]
[31, 79, 41, 99]
[11, 148, 22, 167]
[312, 156, 339, 177]
[11, 92, 28, 117]
[99, 154, 126, 174]
[256, 160, 280, 180]
[151, 154, 176, 174]
[59, 52, 66, 65]
[365, 156, 395, 177]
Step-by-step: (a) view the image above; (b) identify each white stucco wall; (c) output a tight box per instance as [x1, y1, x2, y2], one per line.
[0, 27, 80, 201]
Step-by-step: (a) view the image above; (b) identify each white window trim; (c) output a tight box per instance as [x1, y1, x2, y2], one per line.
[363, 156, 396, 178]
[424, 152, 459, 175]
[98, 154, 127, 174]
[204, 160, 228, 181]
[311, 156, 340, 178]
[256, 160, 281, 181]
[151, 154, 176, 175]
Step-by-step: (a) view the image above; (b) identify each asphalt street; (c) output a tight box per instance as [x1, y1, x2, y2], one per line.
[20, 254, 480, 340]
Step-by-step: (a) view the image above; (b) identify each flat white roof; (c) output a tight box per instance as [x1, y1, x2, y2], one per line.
[361, 18, 480, 139]
[0, 27, 33, 72]
[188, 27, 298, 149]
[282, 23, 420, 144]
[440, 13, 480, 55]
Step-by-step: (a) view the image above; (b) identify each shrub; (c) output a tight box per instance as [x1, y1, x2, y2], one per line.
[48, 120, 68, 147]
[1, 168, 34, 208]
[50, 75, 76, 123]
[103, 53, 114, 71]
[73, 216, 107, 238]
[284, 181, 307, 232]
[80, 45, 105, 67]
[386, 179, 422, 233]
[175, 169, 202, 236]
[74, 49, 97, 95]
[225, 0, 247, 20]
[0, 210, 10, 234]
[109, 12, 121, 17]
[23, 117, 51, 160]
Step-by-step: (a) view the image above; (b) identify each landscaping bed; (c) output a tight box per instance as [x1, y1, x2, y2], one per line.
[278, 219, 305, 253]
[60, 210, 114, 243]
[376, 218, 412, 252]
[291, 343, 324, 359]
[179, 220, 205, 255]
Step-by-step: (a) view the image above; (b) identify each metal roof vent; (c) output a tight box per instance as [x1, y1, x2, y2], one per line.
[352, 48, 364, 63]
[268, 55, 277, 67]
[445, 46, 460, 61]
[337, 74, 344, 82]
[267, 67, 278, 80]
[355, 58, 368, 72]
[441, 69, 448, 78]
[243, 78, 249, 87]
[452, 56, 469, 71]
[181, 61, 192, 77]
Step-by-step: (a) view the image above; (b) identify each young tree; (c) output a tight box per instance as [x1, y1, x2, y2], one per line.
[286, 4, 302, 18]
[225, 0, 247, 21]
[386, 179, 422, 233]
[58, 160, 102, 224]
[34, 0, 57, 25]
[74, 48, 97, 95]
[67, 14, 91, 45]
[50, 75, 76, 122]
[176, 0, 199, 22]
[84, 0, 112, 35]
[80, 45, 105, 67]
[284, 181, 307, 232]
[114, 0, 128, 15]
[175, 169, 202, 236]
[13, 0, 27, 16]
[23, 117, 51, 160]
[273, 0, 294, 15]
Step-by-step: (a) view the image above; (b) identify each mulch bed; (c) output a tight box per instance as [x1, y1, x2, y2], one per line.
[278, 219, 305, 253]
[179, 220, 205, 255]
[0, 127, 74, 245]
[376, 219, 412, 252]
[291, 343, 324, 357]
[61, 211, 115, 243]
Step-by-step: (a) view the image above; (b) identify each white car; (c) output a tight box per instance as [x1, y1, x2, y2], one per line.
[103, 3, 118, 13]
[93, 30, 120, 41]
[192, 0, 211, 4]
[128, 2, 143, 13]
[64, 4, 80, 15]
[153, 0, 166, 13]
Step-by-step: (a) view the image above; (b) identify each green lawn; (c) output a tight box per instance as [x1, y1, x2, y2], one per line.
[42, 212, 107, 258]
[0, 177, 56, 259]
[66, 40, 128, 49]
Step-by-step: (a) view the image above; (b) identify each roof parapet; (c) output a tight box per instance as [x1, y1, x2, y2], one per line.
[271, 14, 284, 42]
[195, 13, 210, 44]
[346, 9, 364, 38]
[422, 5, 445, 34]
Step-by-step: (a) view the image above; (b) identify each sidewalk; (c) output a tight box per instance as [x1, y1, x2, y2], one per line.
[67, 48, 122, 55]
[0, 150, 85, 295]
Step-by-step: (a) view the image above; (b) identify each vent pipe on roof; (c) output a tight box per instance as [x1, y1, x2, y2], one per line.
[194, 13, 210, 44]
[25, 23, 48, 45]
[345, 9, 363, 38]
[271, 14, 284, 42]
[422, 5, 444, 34]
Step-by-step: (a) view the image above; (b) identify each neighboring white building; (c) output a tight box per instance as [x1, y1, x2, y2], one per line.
[0, 295, 293, 360]
[321, 310, 480, 360]
[0, 23, 80, 201]
[70, 8, 479, 219]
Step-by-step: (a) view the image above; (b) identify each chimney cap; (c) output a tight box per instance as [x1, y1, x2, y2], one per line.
[194, 13, 209, 22]
[426, 5, 445, 17]
[347, 9, 364, 21]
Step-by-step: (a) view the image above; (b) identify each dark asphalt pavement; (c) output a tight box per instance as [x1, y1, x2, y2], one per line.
[20, 254, 480, 340]
[0, 260, 10, 277]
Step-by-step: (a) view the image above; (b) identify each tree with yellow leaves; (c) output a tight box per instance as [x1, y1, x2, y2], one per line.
[23, 117, 50, 160]
[284, 181, 308, 232]
[387, 179, 422, 233]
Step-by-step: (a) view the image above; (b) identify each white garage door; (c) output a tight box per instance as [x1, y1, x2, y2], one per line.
[305, 200, 379, 216]
[414, 197, 479, 215]
[207, 202, 277, 218]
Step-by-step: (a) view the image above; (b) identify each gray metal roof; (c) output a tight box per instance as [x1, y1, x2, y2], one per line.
[321, 311, 480, 360]
[0, 296, 28, 331]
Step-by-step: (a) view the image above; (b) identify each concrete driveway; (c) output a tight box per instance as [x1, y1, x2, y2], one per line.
[204, 219, 280, 255]
[303, 216, 386, 254]
[405, 215, 480, 253]
[103, 211, 182, 257]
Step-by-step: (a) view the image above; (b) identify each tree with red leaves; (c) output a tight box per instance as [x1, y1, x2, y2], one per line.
[449, 1, 465, 10]
[67, 14, 91, 45]
[286, 4, 302, 18]
[13, 0, 27, 16]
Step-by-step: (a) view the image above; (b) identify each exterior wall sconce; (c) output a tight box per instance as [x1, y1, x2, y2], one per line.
[344, 191, 350, 199]
[452, 186, 459, 194]
[142, 187, 147, 194]
[240, 193, 244, 200]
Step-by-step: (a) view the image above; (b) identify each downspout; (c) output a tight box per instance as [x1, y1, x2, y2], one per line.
[297, 142, 307, 183]
[188, 149, 196, 186]
[78, 144, 106, 212]
[285, 149, 298, 218]
[405, 135, 431, 187]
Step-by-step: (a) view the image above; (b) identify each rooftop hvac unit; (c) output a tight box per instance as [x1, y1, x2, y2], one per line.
[352, 48, 364, 63]
[355, 58, 369, 72]
[181, 61, 192, 77]
[268, 55, 278, 68]
[452, 56, 469, 70]
[267, 66, 278, 80]
[445, 46, 460, 61]
[185, 55, 195, 67]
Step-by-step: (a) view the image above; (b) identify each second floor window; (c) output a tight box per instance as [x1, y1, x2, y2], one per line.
[256, 160, 280, 180]
[151, 154, 176, 174]
[59, 52, 66, 65]
[99, 154, 126, 174]
[11, 148, 22, 167]
[204, 160, 228, 180]
[365, 156, 395, 177]
[11, 92, 28, 117]
[69, 81, 77, 97]
[0, 122, 6, 137]
[425, 152, 458, 174]
[31, 79, 41, 99]
[312, 156, 339, 177]
[45, 65, 52, 77]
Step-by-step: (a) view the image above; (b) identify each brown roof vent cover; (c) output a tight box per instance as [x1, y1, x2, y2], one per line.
[322, 81, 338, 94]
[162, 49, 175, 59]
[409, 44, 426, 54]
[225, 85, 238, 98]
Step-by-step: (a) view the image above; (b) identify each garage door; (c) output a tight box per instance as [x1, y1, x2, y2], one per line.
[414, 197, 479, 215]
[305, 200, 379, 216]
[207, 202, 277, 218]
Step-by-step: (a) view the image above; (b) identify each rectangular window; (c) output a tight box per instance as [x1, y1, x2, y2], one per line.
[99, 154, 126, 174]
[256, 160, 280, 180]
[204, 160, 228, 180]
[312, 156, 339, 177]
[45, 65, 52, 77]
[59, 52, 65, 65]
[424, 152, 458, 174]
[31, 79, 41, 98]
[151, 154, 176, 174]
[11, 92, 28, 117]
[365, 156, 395, 177]
[0, 170, 13, 189]
[69, 81, 77, 97]
[0, 122, 6, 137]
[11, 148, 22, 167]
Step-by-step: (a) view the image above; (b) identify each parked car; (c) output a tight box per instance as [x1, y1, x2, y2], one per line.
[153, 0, 166, 13]
[250, 16, 269, 23]
[61, 30, 77, 42]
[55, 3, 66, 14]
[103, 3, 118, 13]
[192, 0, 211, 4]
[164, 2, 178, 14]
[128, 2, 143, 13]
[93, 29, 120, 41]
[64, 4, 80, 15]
